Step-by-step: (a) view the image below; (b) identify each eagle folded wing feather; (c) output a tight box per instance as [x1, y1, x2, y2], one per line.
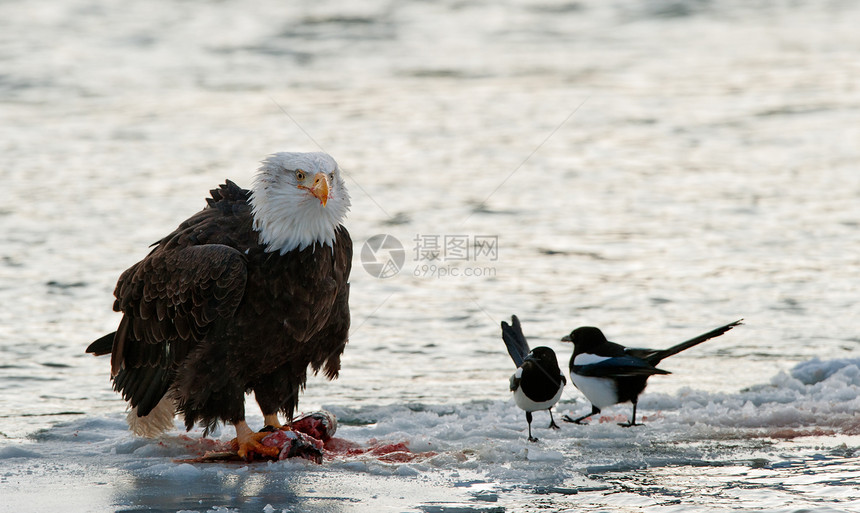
[310, 283, 350, 379]
[308, 230, 352, 378]
[109, 244, 248, 415]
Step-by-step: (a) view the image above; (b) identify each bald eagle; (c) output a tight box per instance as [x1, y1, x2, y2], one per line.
[86, 152, 352, 459]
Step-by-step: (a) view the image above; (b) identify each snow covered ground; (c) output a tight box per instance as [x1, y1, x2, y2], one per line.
[3, 358, 860, 512]
[2, 0, 859, 511]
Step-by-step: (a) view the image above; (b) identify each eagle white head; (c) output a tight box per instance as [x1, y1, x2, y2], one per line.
[250, 152, 351, 254]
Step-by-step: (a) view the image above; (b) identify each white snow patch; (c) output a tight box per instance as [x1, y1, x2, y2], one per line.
[0, 446, 43, 459]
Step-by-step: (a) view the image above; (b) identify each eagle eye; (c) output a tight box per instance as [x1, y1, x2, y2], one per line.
[295, 169, 306, 181]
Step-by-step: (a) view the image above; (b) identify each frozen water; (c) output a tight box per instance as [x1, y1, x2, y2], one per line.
[2, 0, 860, 511]
[3, 360, 860, 511]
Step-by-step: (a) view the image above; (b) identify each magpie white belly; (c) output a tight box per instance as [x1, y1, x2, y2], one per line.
[571, 374, 619, 408]
[513, 384, 563, 412]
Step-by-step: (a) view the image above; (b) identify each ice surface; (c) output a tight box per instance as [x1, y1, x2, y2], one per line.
[0, 446, 43, 459]
[2, 0, 860, 511]
[2, 359, 860, 512]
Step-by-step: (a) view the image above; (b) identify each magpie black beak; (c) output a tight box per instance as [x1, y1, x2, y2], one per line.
[561, 334, 572, 342]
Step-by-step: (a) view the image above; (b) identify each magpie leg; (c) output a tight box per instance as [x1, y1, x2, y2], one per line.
[526, 411, 538, 442]
[563, 405, 600, 424]
[548, 409, 561, 430]
[619, 401, 644, 427]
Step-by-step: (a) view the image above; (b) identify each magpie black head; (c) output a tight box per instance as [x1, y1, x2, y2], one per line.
[526, 346, 560, 366]
[561, 326, 608, 348]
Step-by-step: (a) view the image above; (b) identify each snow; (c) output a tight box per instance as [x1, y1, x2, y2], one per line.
[0, 446, 43, 459]
[10, 360, 858, 511]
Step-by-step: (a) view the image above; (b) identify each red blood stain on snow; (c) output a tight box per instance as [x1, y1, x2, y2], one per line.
[595, 412, 664, 424]
[325, 438, 436, 463]
[751, 428, 837, 439]
[173, 433, 434, 464]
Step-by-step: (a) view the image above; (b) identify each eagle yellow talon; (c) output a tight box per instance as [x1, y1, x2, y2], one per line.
[233, 431, 281, 460]
[233, 420, 282, 460]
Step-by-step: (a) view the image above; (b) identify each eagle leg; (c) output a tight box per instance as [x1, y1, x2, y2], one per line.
[262, 413, 283, 430]
[233, 420, 281, 460]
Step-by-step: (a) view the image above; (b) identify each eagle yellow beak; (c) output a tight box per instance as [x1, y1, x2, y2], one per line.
[308, 172, 330, 207]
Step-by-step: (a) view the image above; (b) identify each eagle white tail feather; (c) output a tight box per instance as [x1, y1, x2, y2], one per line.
[126, 394, 176, 437]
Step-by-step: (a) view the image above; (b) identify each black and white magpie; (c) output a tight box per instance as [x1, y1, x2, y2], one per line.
[561, 319, 742, 427]
[502, 315, 566, 442]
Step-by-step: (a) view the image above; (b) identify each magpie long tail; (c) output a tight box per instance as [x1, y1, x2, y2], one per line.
[645, 319, 743, 365]
[501, 315, 530, 368]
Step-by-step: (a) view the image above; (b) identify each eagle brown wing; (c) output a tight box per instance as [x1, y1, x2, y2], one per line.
[108, 242, 248, 416]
